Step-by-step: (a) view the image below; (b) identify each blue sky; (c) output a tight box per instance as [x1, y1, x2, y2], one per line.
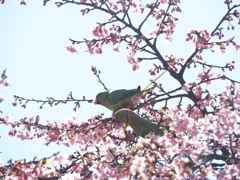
[0, 0, 239, 164]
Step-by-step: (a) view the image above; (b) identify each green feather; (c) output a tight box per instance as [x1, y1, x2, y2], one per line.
[95, 86, 141, 113]
[107, 86, 141, 105]
[114, 109, 169, 137]
[95, 69, 168, 113]
[95, 91, 112, 110]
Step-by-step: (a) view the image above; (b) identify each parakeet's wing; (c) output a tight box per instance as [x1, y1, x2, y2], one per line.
[115, 108, 143, 137]
[107, 86, 141, 105]
[116, 109, 169, 137]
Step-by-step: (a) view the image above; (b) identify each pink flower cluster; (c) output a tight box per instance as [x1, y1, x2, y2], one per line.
[186, 30, 211, 49]
[1, 84, 240, 179]
[125, 42, 140, 71]
[77, 0, 182, 70]
[83, 24, 122, 55]
[196, 70, 214, 85]
[0, 76, 9, 89]
[150, 5, 180, 41]
[131, 95, 141, 105]
[131, 1, 145, 14]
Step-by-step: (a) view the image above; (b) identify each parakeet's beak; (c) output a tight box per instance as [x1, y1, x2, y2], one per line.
[93, 98, 99, 105]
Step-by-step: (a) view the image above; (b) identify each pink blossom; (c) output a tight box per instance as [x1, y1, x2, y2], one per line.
[218, 50, 228, 56]
[80, 8, 89, 15]
[107, 2, 118, 10]
[51, 154, 67, 165]
[149, 30, 157, 38]
[132, 64, 140, 72]
[38, 167, 55, 178]
[4, 114, 11, 121]
[171, 113, 192, 133]
[65, 46, 77, 53]
[0, 94, 3, 102]
[235, 44, 240, 51]
[163, 36, 172, 43]
[195, 86, 202, 99]
[0, 79, 9, 89]
[93, 98, 98, 105]
[126, 54, 135, 64]
[224, 0, 232, 4]
[20, 0, 26, 5]
[91, 26, 102, 38]
[182, 84, 190, 91]
[33, 168, 44, 177]
[148, 69, 155, 75]
[66, 115, 78, 124]
[131, 95, 140, 105]
[83, 46, 95, 54]
[130, 156, 146, 176]
[196, 72, 213, 84]
[196, 42, 205, 49]
[160, 0, 168, 4]
[169, 22, 176, 29]
[61, 173, 80, 180]
[95, 48, 102, 54]
[91, 26, 109, 39]
[196, 54, 203, 60]
[204, 30, 211, 39]
[113, 47, 120, 52]
[131, 2, 144, 14]
[83, 45, 103, 55]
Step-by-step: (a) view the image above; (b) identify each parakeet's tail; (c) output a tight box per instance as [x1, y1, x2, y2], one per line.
[142, 70, 167, 92]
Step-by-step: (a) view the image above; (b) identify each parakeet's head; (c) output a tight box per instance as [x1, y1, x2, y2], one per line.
[114, 109, 128, 123]
[95, 91, 109, 105]
[94, 91, 112, 110]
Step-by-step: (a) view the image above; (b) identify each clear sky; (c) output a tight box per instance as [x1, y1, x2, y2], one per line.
[0, 0, 239, 164]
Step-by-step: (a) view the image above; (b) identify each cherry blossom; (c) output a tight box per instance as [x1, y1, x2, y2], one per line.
[235, 44, 240, 51]
[65, 46, 77, 53]
[182, 83, 190, 91]
[0, 94, 3, 103]
[131, 95, 141, 105]
[149, 30, 157, 38]
[1, 0, 240, 179]
[131, 1, 145, 14]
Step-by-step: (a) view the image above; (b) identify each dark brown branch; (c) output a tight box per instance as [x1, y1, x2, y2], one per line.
[154, 94, 189, 103]
[13, 92, 93, 111]
[138, 0, 159, 31]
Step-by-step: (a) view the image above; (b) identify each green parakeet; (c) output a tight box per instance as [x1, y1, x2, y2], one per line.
[94, 70, 168, 113]
[114, 108, 169, 137]
[94, 86, 142, 113]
